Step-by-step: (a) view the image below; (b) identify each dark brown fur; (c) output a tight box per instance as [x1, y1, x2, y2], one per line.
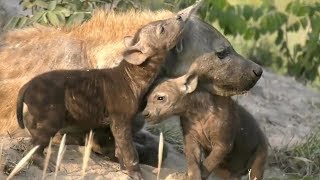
[50, 114, 167, 167]
[16, 15, 185, 179]
[143, 74, 268, 180]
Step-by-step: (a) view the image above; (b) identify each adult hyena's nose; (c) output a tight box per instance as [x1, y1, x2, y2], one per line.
[176, 15, 182, 21]
[252, 66, 263, 77]
[142, 110, 150, 118]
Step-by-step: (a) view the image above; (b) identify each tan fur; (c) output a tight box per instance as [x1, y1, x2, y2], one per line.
[0, 9, 174, 135]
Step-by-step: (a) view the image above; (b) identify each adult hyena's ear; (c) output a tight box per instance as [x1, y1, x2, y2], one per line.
[175, 39, 183, 53]
[123, 36, 151, 65]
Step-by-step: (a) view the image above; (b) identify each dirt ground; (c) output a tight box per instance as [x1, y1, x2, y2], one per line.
[0, 69, 319, 179]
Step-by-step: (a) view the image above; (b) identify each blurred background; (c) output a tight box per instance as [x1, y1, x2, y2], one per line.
[1, 0, 320, 91]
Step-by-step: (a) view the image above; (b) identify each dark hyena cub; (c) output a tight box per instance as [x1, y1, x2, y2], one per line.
[16, 14, 187, 179]
[142, 71, 268, 180]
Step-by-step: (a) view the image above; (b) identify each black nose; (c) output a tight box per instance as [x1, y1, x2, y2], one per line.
[142, 110, 150, 118]
[176, 15, 182, 21]
[253, 67, 263, 77]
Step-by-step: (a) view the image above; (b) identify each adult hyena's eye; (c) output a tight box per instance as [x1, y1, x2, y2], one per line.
[157, 96, 164, 101]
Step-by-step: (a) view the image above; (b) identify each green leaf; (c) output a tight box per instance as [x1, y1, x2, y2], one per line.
[39, 12, 48, 25]
[4, 16, 21, 30]
[66, 12, 85, 26]
[243, 27, 255, 40]
[21, 1, 34, 9]
[253, 7, 263, 21]
[29, 11, 46, 23]
[242, 5, 253, 20]
[260, 12, 287, 33]
[55, 12, 66, 24]
[293, 44, 303, 58]
[275, 29, 283, 45]
[48, 1, 57, 11]
[286, 1, 309, 17]
[47, 11, 60, 26]
[34, 0, 48, 9]
[210, 0, 227, 10]
[300, 17, 308, 29]
[287, 21, 300, 32]
[16, 16, 28, 28]
[54, 6, 71, 17]
[311, 15, 320, 32]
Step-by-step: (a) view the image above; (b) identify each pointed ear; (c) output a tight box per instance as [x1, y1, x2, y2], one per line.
[177, 74, 198, 94]
[124, 36, 134, 48]
[175, 39, 183, 53]
[177, 0, 203, 21]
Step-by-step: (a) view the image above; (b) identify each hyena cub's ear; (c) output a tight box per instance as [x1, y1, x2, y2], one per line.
[176, 73, 198, 94]
[124, 36, 134, 47]
[123, 36, 151, 65]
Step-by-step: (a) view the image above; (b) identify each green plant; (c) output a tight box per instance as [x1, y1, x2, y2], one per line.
[4, 0, 140, 29]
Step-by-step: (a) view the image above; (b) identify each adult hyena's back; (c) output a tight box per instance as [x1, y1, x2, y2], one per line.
[0, 9, 174, 134]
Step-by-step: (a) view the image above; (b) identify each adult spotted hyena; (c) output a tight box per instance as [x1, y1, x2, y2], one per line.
[0, 3, 262, 136]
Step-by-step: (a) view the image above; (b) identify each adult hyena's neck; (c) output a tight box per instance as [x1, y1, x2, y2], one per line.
[122, 53, 167, 100]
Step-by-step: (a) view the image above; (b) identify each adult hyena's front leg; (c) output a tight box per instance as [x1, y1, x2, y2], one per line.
[27, 105, 64, 172]
[110, 115, 142, 180]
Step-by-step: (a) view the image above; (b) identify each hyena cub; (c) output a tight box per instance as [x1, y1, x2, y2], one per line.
[142, 72, 268, 179]
[16, 14, 186, 179]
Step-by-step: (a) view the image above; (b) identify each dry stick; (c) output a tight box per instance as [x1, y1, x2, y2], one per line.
[42, 138, 53, 180]
[0, 143, 3, 168]
[54, 134, 67, 180]
[81, 130, 94, 179]
[7, 145, 40, 180]
[157, 132, 164, 180]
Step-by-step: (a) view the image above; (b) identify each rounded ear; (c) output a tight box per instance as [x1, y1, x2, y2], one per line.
[123, 49, 149, 65]
[177, 74, 198, 94]
[123, 35, 152, 65]
[124, 36, 134, 48]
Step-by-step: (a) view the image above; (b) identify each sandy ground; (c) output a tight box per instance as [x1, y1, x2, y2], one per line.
[236, 69, 320, 149]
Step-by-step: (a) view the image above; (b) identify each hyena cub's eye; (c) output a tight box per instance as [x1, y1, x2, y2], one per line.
[157, 24, 165, 36]
[157, 96, 165, 101]
[160, 26, 165, 34]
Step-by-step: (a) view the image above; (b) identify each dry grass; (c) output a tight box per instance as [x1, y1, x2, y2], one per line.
[157, 132, 164, 180]
[7, 145, 39, 180]
[42, 138, 53, 180]
[269, 130, 320, 178]
[54, 133, 66, 179]
[0, 144, 3, 169]
[81, 130, 94, 178]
